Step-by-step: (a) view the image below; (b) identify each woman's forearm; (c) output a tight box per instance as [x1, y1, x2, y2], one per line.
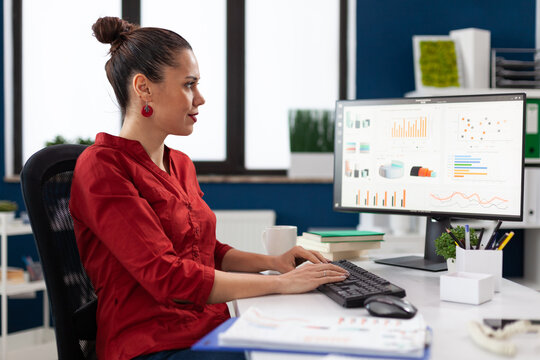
[220, 248, 276, 273]
[207, 261, 349, 304]
[207, 270, 280, 303]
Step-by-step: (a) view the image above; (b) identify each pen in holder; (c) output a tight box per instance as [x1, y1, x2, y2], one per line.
[456, 246, 502, 292]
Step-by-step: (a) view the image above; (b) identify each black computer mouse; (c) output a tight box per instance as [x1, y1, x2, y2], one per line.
[364, 295, 417, 319]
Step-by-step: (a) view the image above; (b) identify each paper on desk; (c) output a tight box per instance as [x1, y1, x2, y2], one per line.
[219, 307, 427, 358]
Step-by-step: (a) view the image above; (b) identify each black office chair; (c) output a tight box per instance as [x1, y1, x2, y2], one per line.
[20, 144, 98, 360]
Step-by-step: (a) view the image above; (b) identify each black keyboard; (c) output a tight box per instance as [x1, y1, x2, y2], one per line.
[317, 259, 406, 308]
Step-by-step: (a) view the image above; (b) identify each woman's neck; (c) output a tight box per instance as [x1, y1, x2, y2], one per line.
[120, 117, 169, 173]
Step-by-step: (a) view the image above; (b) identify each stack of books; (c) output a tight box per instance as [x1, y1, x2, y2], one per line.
[0, 267, 25, 284]
[297, 230, 384, 260]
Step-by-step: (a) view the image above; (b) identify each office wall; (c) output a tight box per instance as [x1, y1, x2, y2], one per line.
[356, 0, 536, 98]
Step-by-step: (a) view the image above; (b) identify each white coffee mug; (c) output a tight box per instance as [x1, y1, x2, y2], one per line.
[261, 225, 297, 256]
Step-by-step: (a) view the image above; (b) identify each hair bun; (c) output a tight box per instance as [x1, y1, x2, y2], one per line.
[92, 16, 137, 45]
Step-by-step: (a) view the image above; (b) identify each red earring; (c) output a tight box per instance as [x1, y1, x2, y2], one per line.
[141, 102, 153, 117]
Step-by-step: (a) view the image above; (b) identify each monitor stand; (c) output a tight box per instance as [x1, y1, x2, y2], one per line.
[374, 216, 449, 272]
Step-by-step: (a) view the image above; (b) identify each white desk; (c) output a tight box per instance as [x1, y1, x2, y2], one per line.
[234, 257, 540, 360]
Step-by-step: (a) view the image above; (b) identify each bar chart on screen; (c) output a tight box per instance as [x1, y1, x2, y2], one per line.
[354, 189, 407, 208]
[452, 155, 489, 178]
[391, 116, 428, 138]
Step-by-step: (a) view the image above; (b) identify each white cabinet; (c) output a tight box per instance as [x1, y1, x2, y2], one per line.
[0, 213, 54, 359]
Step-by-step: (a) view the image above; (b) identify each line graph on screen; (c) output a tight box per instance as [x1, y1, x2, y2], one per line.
[429, 191, 509, 210]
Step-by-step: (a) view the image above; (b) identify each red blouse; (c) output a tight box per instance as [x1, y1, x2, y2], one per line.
[69, 133, 232, 360]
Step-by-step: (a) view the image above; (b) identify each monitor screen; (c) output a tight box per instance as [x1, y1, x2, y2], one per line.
[334, 93, 525, 220]
[333, 93, 526, 271]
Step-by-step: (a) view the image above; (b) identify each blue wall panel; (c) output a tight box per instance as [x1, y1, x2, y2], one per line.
[356, 0, 536, 98]
[200, 183, 359, 235]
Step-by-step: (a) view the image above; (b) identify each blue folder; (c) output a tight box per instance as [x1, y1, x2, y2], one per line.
[192, 317, 431, 359]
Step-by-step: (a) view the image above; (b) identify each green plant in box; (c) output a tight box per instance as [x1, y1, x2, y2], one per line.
[289, 109, 334, 152]
[435, 225, 478, 260]
[419, 40, 460, 87]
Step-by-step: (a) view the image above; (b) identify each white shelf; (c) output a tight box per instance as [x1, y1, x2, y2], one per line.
[3, 220, 32, 237]
[405, 87, 540, 98]
[5, 280, 46, 297]
[0, 215, 49, 360]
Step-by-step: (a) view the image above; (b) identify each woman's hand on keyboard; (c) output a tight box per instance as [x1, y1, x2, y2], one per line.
[276, 262, 349, 294]
[270, 245, 328, 274]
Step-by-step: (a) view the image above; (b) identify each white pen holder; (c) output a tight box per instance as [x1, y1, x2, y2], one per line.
[456, 246, 503, 292]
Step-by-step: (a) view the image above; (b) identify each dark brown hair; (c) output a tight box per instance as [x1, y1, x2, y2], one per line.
[92, 17, 192, 116]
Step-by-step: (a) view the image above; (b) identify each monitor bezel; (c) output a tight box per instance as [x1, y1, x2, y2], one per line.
[333, 92, 526, 222]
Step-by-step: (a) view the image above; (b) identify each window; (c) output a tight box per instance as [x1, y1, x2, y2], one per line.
[6, 0, 348, 176]
[21, 0, 122, 166]
[245, 0, 340, 169]
[5, 0, 122, 175]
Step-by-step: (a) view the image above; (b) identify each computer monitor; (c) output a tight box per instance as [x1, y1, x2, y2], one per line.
[333, 93, 525, 271]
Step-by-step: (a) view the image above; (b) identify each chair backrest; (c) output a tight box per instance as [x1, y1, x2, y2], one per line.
[20, 144, 97, 360]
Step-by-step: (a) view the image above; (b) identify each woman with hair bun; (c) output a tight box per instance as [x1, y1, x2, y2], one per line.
[69, 17, 348, 360]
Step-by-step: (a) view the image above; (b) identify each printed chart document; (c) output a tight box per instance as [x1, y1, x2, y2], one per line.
[218, 307, 428, 359]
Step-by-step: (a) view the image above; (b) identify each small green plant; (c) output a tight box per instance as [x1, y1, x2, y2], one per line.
[289, 109, 334, 152]
[75, 137, 95, 145]
[45, 135, 68, 146]
[45, 135, 94, 146]
[0, 201, 17, 212]
[435, 225, 478, 260]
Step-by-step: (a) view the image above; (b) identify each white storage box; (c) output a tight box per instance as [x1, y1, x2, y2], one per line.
[456, 246, 503, 292]
[449, 28, 491, 88]
[440, 272, 494, 305]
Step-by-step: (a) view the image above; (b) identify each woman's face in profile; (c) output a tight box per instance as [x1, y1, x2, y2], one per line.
[150, 49, 206, 137]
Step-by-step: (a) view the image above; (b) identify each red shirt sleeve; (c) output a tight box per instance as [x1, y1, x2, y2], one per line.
[70, 149, 215, 309]
[214, 240, 232, 270]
